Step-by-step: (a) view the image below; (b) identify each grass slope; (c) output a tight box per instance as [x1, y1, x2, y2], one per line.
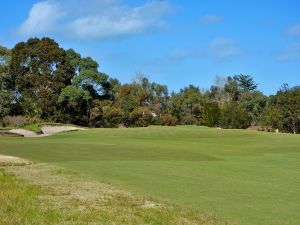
[0, 126, 299, 225]
[1, 164, 226, 225]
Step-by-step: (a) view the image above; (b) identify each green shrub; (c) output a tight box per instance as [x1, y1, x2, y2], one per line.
[202, 102, 221, 127]
[129, 107, 153, 127]
[158, 114, 178, 126]
[220, 102, 251, 129]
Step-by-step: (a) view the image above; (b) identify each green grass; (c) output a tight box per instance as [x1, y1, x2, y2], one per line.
[0, 168, 61, 225]
[0, 123, 41, 133]
[21, 124, 42, 133]
[0, 164, 228, 225]
[0, 126, 299, 225]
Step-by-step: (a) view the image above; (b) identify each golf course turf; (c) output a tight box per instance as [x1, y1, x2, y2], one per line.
[0, 126, 299, 225]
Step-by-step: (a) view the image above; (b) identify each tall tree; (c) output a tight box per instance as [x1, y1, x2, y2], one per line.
[9, 38, 74, 118]
[170, 85, 203, 124]
[265, 86, 300, 134]
[240, 91, 267, 126]
[224, 76, 240, 101]
[234, 74, 258, 93]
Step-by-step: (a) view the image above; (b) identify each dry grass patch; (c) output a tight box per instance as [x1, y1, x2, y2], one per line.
[1, 163, 232, 225]
[0, 155, 31, 166]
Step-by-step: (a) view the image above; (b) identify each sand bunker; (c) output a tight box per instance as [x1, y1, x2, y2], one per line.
[8, 125, 86, 138]
[0, 155, 31, 166]
[9, 129, 39, 137]
[41, 125, 85, 136]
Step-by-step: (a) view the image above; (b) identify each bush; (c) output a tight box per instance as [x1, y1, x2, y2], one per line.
[1, 116, 39, 128]
[158, 114, 178, 126]
[129, 107, 153, 127]
[220, 102, 251, 129]
[102, 106, 123, 128]
[202, 102, 221, 127]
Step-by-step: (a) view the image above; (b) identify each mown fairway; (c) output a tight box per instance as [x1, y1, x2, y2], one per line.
[0, 126, 299, 225]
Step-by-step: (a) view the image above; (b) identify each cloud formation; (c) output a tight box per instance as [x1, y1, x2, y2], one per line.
[18, 1, 65, 35]
[286, 24, 300, 38]
[277, 43, 300, 62]
[200, 14, 222, 25]
[168, 49, 201, 61]
[209, 37, 241, 61]
[17, 0, 173, 39]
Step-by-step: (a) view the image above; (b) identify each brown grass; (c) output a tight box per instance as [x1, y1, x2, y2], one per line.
[0, 162, 232, 225]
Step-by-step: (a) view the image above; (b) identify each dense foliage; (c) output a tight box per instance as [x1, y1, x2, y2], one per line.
[0, 38, 299, 133]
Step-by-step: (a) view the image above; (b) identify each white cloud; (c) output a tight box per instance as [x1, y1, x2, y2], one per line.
[277, 43, 300, 62]
[18, 1, 65, 35]
[200, 14, 222, 25]
[17, 0, 173, 39]
[168, 49, 201, 61]
[286, 24, 300, 37]
[209, 37, 241, 61]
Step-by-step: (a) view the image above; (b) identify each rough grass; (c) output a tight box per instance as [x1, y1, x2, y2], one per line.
[0, 126, 299, 225]
[0, 164, 230, 225]
[21, 124, 42, 133]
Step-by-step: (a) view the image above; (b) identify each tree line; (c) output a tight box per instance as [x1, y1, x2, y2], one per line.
[0, 38, 299, 133]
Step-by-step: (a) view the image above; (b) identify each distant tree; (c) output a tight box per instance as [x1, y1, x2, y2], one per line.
[224, 76, 240, 101]
[234, 74, 258, 93]
[220, 102, 251, 129]
[129, 107, 153, 127]
[202, 102, 221, 127]
[58, 85, 91, 125]
[170, 85, 203, 125]
[114, 83, 140, 126]
[158, 113, 177, 126]
[101, 105, 123, 128]
[150, 82, 168, 119]
[2, 38, 299, 131]
[264, 85, 300, 134]
[240, 91, 267, 126]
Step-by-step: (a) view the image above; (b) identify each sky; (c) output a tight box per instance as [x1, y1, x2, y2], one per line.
[0, 0, 300, 95]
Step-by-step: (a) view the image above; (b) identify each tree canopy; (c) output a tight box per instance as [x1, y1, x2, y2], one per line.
[0, 38, 299, 134]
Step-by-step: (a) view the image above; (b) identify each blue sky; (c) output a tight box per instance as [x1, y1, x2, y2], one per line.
[1, 0, 300, 95]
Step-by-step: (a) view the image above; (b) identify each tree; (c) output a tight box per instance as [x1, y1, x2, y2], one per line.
[129, 107, 153, 127]
[234, 74, 258, 93]
[58, 86, 91, 125]
[224, 76, 240, 101]
[170, 85, 203, 124]
[264, 86, 300, 134]
[9, 38, 74, 119]
[240, 91, 267, 126]
[102, 105, 123, 127]
[0, 46, 13, 118]
[114, 83, 140, 126]
[220, 102, 251, 129]
[0, 45, 11, 86]
[202, 102, 221, 127]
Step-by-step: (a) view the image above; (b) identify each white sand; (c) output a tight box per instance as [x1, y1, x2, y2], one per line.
[9, 125, 86, 138]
